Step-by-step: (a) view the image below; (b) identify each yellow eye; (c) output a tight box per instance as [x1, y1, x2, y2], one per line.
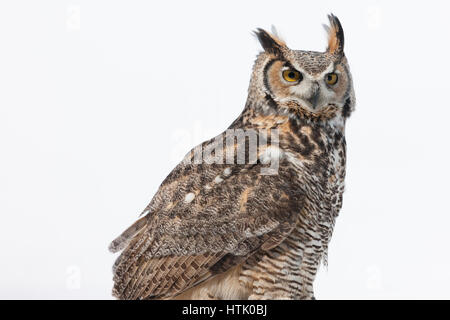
[282, 69, 302, 82]
[326, 73, 338, 85]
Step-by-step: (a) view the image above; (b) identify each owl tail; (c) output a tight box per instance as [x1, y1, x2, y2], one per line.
[109, 215, 147, 253]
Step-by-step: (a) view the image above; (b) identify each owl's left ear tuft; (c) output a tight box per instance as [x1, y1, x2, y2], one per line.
[254, 28, 287, 56]
[324, 14, 344, 57]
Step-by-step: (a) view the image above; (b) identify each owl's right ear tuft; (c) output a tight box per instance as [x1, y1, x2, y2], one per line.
[254, 28, 287, 56]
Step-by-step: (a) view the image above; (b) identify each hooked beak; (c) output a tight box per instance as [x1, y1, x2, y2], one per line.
[306, 82, 320, 109]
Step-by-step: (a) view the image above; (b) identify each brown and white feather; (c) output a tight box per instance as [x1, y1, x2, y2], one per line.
[110, 14, 355, 300]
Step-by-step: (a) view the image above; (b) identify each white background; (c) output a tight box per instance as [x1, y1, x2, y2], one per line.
[1, 0, 449, 299]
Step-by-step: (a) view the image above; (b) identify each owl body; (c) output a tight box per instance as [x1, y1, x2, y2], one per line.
[175, 114, 347, 300]
[110, 15, 355, 300]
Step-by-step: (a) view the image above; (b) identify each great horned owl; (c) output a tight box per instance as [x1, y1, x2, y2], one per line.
[109, 14, 355, 300]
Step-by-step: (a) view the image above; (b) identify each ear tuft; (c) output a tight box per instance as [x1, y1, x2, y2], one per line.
[254, 27, 287, 56]
[325, 14, 344, 57]
[270, 25, 286, 44]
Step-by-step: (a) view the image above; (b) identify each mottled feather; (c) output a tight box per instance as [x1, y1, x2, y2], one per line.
[110, 13, 355, 300]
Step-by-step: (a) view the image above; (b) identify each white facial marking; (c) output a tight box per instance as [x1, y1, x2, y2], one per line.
[318, 62, 335, 79]
[184, 192, 195, 203]
[214, 176, 224, 184]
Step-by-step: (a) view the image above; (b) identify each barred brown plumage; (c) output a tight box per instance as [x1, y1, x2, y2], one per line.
[110, 14, 355, 300]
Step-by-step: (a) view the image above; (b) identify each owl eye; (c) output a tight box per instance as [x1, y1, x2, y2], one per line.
[282, 69, 302, 82]
[326, 73, 338, 85]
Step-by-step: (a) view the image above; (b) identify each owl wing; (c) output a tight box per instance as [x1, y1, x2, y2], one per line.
[109, 139, 305, 300]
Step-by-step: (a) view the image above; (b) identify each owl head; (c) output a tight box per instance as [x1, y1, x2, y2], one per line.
[249, 14, 355, 121]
